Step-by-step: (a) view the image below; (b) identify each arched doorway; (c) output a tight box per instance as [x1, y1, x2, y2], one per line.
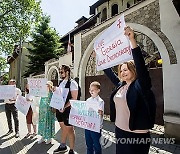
[80, 25, 166, 126]
[47, 66, 59, 86]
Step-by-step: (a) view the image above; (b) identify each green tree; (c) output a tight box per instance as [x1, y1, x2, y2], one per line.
[1, 73, 9, 85]
[0, 0, 42, 71]
[25, 15, 64, 76]
[0, 56, 6, 71]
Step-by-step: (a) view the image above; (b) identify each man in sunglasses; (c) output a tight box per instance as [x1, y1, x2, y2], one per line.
[54, 65, 78, 154]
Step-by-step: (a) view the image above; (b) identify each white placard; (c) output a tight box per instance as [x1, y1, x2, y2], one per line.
[94, 14, 133, 71]
[69, 100, 101, 133]
[27, 78, 48, 97]
[15, 95, 31, 115]
[0, 85, 16, 99]
[50, 88, 66, 110]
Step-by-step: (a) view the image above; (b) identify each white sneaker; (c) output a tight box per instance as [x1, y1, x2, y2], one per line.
[30, 133, 37, 138]
[46, 139, 52, 144]
[38, 138, 45, 144]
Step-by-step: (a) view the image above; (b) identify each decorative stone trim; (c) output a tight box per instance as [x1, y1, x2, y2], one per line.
[81, 0, 177, 64]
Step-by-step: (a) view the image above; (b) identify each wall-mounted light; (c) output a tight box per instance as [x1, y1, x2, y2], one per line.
[158, 59, 163, 64]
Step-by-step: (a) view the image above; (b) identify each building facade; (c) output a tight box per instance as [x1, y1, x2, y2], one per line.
[73, 0, 180, 140]
[44, 0, 180, 140]
[7, 42, 31, 92]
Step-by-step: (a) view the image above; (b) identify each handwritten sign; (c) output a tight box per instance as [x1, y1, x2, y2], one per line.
[0, 85, 16, 99]
[50, 88, 66, 110]
[27, 78, 48, 97]
[94, 14, 133, 71]
[69, 100, 101, 133]
[15, 95, 31, 115]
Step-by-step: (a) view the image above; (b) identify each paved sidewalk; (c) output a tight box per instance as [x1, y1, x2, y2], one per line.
[0, 101, 180, 154]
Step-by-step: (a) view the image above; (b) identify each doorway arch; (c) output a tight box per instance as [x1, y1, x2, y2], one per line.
[79, 23, 171, 125]
[47, 66, 59, 86]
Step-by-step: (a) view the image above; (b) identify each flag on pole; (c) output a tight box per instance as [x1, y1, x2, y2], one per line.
[67, 34, 71, 53]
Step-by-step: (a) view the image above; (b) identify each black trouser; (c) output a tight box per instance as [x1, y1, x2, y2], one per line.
[5, 103, 19, 133]
[115, 127, 150, 154]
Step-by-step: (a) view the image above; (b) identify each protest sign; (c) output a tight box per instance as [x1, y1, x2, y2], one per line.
[94, 14, 133, 71]
[69, 100, 101, 133]
[50, 88, 67, 110]
[27, 78, 48, 97]
[0, 85, 16, 99]
[15, 95, 30, 115]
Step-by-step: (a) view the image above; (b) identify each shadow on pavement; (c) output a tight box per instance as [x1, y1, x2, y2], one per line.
[149, 132, 180, 154]
[20, 137, 37, 146]
[0, 100, 5, 114]
[27, 141, 54, 154]
[0, 146, 12, 154]
[53, 122, 116, 154]
[0, 134, 15, 146]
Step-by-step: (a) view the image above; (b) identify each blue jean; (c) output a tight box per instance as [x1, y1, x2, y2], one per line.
[85, 129, 102, 154]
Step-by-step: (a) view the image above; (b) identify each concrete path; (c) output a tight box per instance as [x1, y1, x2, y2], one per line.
[0, 101, 180, 154]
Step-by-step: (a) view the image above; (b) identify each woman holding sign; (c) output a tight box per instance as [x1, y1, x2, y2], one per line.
[38, 81, 55, 144]
[24, 84, 39, 138]
[103, 27, 156, 154]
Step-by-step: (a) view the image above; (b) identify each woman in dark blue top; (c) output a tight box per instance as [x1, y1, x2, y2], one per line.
[104, 26, 156, 154]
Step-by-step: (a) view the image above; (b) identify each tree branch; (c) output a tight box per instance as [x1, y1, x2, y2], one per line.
[0, 9, 13, 20]
[0, 25, 14, 29]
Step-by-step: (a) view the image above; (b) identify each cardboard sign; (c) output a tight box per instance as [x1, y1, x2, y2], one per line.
[28, 78, 48, 97]
[0, 85, 16, 99]
[50, 88, 66, 110]
[69, 100, 101, 133]
[94, 14, 133, 71]
[15, 95, 30, 115]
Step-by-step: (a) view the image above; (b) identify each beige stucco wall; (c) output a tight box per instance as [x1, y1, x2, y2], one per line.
[9, 42, 31, 91]
[45, 52, 72, 81]
[20, 43, 31, 91]
[9, 59, 18, 81]
[159, 0, 180, 112]
[159, 0, 180, 139]
[74, 33, 82, 77]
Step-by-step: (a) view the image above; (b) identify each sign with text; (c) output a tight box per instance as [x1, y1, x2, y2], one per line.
[94, 14, 133, 71]
[15, 95, 30, 115]
[27, 78, 48, 97]
[0, 85, 16, 99]
[69, 100, 101, 133]
[50, 88, 67, 110]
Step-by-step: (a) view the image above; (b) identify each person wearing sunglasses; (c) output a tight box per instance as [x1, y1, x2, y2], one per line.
[54, 65, 78, 154]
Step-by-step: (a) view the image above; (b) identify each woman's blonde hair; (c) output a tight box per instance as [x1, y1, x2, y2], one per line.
[118, 60, 137, 82]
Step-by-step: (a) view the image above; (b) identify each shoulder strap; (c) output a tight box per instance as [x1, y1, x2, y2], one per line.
[65, 78, 71, 88]
[59, 80, 63, 85]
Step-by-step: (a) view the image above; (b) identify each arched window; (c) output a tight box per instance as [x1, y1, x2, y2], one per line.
[111, 4, 118, 17]
[101, 7, 107, 22]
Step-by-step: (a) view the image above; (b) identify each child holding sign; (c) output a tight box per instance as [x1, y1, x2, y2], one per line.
[85, 81, 104, 154]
